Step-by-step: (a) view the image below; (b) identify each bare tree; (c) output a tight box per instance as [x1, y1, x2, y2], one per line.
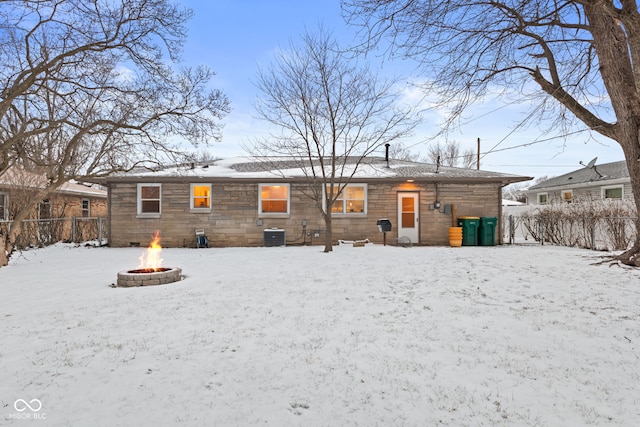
[343, 0, 640, 266]
[427, 142, 458, 167]
[0, 0, 230, 265]
[249, 28, 418, 252]
[388, 143, 421, 162]
[502, 182, 528, 204]
[426, 141, 476, 168]
[461, 149, 477, 169]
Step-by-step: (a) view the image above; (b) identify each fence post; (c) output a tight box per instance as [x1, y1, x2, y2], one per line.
[540, 217, 544, 246]
[98, 217, 103, 245]
[508, 215, 514, 245]
[71, 217, 76, 242]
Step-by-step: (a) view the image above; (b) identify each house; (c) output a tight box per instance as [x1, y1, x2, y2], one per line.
[0, 167, 108, 245]
[92, 156, 530, 248]
[525, 160, 632, 205]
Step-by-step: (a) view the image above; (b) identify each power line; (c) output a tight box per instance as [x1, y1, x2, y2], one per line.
[479, 102, 546, 160]
[479, 127, 593, 156]
[396, 104, 606, 162]
[485, 164, 578, 167]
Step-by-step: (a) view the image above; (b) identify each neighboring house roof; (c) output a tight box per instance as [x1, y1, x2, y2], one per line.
[58, 181, 107, 198]
[528, 160, 628, 191]
[0, 167, 107, 198]
[502, 199, 525, 206]
[94, 156, 532, 185]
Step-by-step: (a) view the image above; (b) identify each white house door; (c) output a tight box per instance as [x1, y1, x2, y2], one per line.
[397, 192, 419, 244]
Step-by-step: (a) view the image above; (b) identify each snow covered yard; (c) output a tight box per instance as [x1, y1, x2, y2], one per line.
[1, 243, 639, 426]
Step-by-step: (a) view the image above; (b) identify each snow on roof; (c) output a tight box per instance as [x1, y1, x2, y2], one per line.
[58, 181, 107, 198]
[0, 167, 106, 198]
[105, 156, 531, 183]
[502, 199, 525, 206]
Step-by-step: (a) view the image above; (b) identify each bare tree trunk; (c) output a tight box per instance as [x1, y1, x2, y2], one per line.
[0, 184, 50, 266]
[614, 124, 640, 266]
[324, 213, 333, 253]
[0, 234, 8, 267]
[1, 218, 24, 266]
[582, 3, 640, 266]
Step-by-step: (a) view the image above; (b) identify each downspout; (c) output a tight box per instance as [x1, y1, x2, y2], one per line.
[498, 183, 504, 245]
[107, 183, 112, 246]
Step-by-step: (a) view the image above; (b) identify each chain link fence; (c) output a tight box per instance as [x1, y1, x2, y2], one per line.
[0, 217, 108, 249]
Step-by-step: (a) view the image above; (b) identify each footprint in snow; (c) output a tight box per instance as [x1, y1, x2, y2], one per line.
[289, 402, 309, 415]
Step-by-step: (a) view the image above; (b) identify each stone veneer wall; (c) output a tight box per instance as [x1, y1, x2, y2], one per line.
[108, 181, 501, 247]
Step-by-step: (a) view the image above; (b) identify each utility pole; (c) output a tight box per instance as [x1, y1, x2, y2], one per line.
[476, 138, 480, 170]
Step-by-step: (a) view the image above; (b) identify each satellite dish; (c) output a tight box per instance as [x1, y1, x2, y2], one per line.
[579, 157, 604, 178]
[579, 157, 598, 168]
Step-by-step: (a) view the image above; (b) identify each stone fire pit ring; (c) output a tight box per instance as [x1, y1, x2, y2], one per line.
[117, 267, 183, 287]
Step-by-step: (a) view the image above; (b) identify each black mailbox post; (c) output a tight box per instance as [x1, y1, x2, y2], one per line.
[377, 219, 392, 245]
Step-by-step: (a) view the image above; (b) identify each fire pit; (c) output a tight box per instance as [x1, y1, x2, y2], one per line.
[117, 267, 182, 287]
[116, 231, 182, 287]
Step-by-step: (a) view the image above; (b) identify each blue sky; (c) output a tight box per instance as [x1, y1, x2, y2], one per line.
[178, 0, 625, 180]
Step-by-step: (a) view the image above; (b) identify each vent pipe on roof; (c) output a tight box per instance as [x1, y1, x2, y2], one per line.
[385, 143, 390, 168]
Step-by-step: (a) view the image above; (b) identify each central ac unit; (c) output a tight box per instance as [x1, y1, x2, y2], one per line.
[264, 228, 285, 247]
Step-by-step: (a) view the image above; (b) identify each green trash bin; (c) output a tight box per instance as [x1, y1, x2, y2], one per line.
[457, 216, 480, 246]
[479, 217, 497, 246]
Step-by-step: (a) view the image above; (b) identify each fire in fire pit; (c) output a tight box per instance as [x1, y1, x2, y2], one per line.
[127, 267, 172, 274]
[138, 230, 163, 271]
[116, 231, 182, 287]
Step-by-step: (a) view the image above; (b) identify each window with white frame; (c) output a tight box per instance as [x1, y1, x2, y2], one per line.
[190, 183, 212, 211]
[326, 184, 367, 214]
[602, 185, 623, 200]
[82, 199, 90, 217]
[259, 184, 289, 215]
[537, 193, 548, 205]
[137, 183, 161, 216]
[0, 192, 7, 220]
[561, 190, 573, 203]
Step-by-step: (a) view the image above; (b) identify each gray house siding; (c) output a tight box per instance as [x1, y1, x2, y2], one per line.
[536, 182, 633, 205]
[528, 160, 633, 205]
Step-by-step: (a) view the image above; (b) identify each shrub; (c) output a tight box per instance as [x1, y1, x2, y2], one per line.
[518, 199, 637, 251]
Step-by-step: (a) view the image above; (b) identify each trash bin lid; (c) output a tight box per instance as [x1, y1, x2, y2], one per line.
[458, 216, 480, 219]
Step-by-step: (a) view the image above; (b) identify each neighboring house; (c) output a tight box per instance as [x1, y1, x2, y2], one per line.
[526, 160, 632, 205]
[0, 167, 107, 245]
[92, 156, 530, 248]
